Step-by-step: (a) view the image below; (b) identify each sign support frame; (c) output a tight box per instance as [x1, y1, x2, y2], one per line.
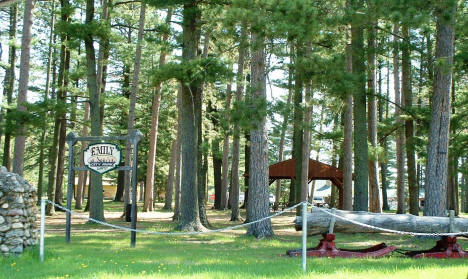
[65, 130, 143, 246]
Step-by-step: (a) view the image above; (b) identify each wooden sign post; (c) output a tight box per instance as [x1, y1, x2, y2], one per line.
[65, 130, 143, 247]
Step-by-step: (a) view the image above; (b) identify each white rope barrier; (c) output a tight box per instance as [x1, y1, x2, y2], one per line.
[45, 200, 302, 235]
[309, 202, 468, 237]
[38, 198, 466, 266]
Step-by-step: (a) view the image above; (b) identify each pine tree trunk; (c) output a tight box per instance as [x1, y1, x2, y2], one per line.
[300, 83, 312, 204]
[246, 32, 273, 238]
[381, 54, 391, 211]
[47, 46, 65, 216]
[402, 24, 418, 215]
[173, 85, 182, 220]
[379, 48, 390, 210]
[351, 0, 368, 211]
[293, 42, 304, 210]
[424, 1, 456, 217]
[114, 60, 131, 202]
[164, 136, 177, 210]
[309, 105, 321, 203]
[462, 157, 467, 213]
[37, 1, 56, 204]
[96, 0, 110, 134]
[220, 84, 232, 209]
[46, 117, 60, 215]
[54, 0, 72, 206]
[393, 23, 406, 214]
[176, 1, 204, 231]
[447, 82, 458, 215]
[343, 44, 353, 211]
[209, 98, 223, 210]
[286, 44, 295, 207]
[330, 115, 340, 208]
[197, 32, 210, 226]
[85, 0, 104, 221]
[173, 151, 182, 221]
[12, 0, 35, 175]
[275, 46, 293, 209]
[367, 22, 381, 213]
[145, 8, 172, 212]
[1, 4, 17, 171]
[124, 2, 146, 216]
[230, 25, 246, 221]
[76, 102, 89, 209]
[242, 132, 250, 212]
[198, 134, 209, 227]
[55, 47, 70, 206]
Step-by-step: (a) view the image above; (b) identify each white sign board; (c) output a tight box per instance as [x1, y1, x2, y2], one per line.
[83, 143, 121, 174]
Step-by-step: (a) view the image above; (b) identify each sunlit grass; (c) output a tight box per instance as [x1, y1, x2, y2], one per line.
[1, 202, 467, 279]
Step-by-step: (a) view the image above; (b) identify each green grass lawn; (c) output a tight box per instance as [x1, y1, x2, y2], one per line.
[1, 201, 467, 279]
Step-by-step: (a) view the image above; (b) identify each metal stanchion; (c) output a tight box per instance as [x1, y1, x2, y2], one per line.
[40, 198, 46, 262]
[302, 201, 307, 272]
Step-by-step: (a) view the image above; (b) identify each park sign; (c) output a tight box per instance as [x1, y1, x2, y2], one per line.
[83, 143, 121, 174]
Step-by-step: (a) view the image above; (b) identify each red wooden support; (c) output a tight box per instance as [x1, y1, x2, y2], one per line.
[405, 236, 468, 259]
[286, 233, 395, 258]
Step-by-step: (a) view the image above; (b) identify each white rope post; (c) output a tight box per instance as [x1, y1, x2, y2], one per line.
[449, 210, 455, 233]
[302, 201, 307, 272]
[40, 198, 46, 262]
[328, 208, 336, 234]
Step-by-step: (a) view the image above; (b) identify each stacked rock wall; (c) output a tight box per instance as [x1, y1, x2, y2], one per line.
[0, 166, 38, 256]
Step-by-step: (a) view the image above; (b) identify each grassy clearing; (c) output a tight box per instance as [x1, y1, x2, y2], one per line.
[1, 201, 467, 279]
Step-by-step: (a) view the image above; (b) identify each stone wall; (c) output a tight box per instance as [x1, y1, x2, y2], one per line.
[0, 166, 38, 256]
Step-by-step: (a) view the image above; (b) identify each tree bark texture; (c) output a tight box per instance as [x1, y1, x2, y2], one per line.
[124, 2, 146, 215]
[246, 32, 273, 238]
[85, 0, 104, 221]
[351, 0, 368, 211]
[146, 8, 172, 212]
[275, 50, 293, 209]
[462, 157, 467, 213]
[424, 1, 456, 217]
[76, 102, 89, 209]
[176, 1, 204, 231]
[173, 85, 183, 220]
[293, 43, 304, 210]
[343, 44, 353, 211]
[379, 56, 390, 211]
[367, 22, 381, 213]
[54, 0, 72, 206]
[402, 24, 418, 216]
[12, 0, 35, 175]
[55, 47, 70, 206]
[196, 31, 211, 227]
[220, 84, 232, 210]
[97, 0, 110, 134]
[230, 25, 246, 221]
[300, 83, 312, 204]
[393, 23, 406, 214]
[1, 4, 17, 171]
[37, 0, 56, 205]
[114, 61, 131, 202]
[242, 132, 250, 212]
[164, 135, 177, 210]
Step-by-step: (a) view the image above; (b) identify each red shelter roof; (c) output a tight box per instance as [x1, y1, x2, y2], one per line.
[246, 158, 345, 209]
